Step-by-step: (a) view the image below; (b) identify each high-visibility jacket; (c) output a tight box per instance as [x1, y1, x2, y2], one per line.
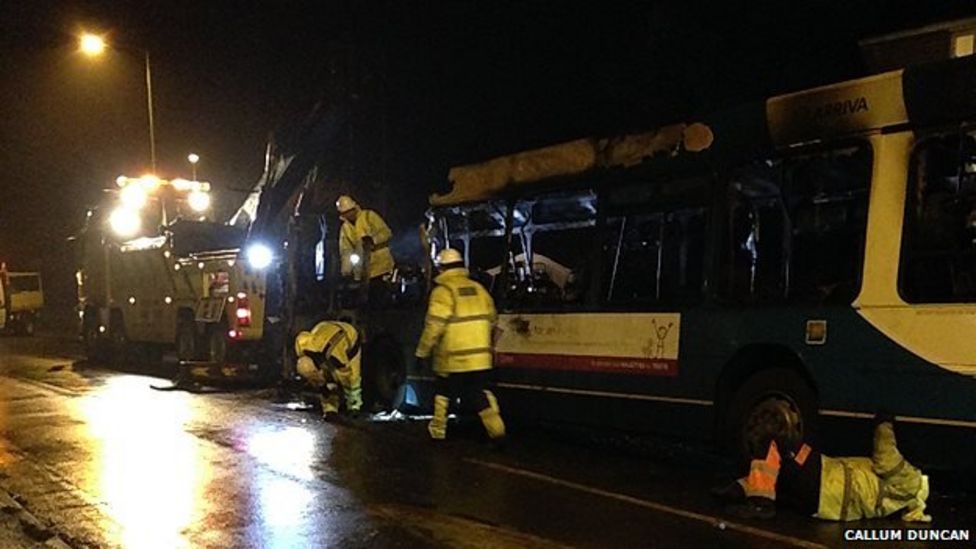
[294, 321, 362, 405]
[815, 423, 930, 522]
[415, 268, 496, 374]
[739, 440, 782, 500]
[339, 209, 394, 280]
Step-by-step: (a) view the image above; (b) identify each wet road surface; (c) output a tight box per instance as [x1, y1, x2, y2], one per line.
[0, 335, 973, 548]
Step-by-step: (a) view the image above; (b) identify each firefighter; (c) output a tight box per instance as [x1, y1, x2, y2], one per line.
[414, 248, 505, 442]
[336, 195, 394, 282]
[715, 418, 931, 522]
[294, 320, 363, 420]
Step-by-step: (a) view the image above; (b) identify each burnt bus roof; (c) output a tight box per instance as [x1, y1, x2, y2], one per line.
[431, 55, 976, 207]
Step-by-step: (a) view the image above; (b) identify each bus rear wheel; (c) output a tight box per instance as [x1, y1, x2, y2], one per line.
[725, 368, 818, 462]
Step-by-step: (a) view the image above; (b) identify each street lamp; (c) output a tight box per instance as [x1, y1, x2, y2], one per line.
[79, 32, 158, 173]
[79, 33, 106, 56]
[187, 153, 200, 181]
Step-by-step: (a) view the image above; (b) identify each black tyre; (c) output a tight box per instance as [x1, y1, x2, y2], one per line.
[724, 367, 818, 462]
[207, 325, 228, 365]
[82, 312, 103, 363]
[176, 320, 197, 362]
[365, 335, 406, 410]
[108, 313, 132, 370]
[19, 314, 35, 337]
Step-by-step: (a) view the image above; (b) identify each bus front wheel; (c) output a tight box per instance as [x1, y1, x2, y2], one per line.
[725, 368, 818, 462]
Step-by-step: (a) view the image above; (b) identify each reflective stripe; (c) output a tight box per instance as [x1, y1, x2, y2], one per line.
[448, 314, 494, 324]
[753, 462, 780, 477]
[426, 315, 450, 324]
[446, 347, 493, 357]
[877, 458, 906, 479]
[839, 464, 853, 521]
[741, 442, 781, 500]
[321, 329, 347, 359]
[795, 443, 811, 467]
[347, 332, 361, 359]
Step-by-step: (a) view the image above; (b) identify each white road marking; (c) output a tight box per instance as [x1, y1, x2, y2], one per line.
[466, 458, 828, 549]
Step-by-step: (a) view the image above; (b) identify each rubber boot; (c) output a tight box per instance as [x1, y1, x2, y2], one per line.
[478, 390, 506, 440]
[872, 421, 907, 478]
[428, 395, 449, 440]
[344, 385, 363, 413]
[321, 386, 341, 422]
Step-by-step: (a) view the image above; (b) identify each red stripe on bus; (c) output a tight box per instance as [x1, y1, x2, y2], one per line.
[495, 352, 678, 376]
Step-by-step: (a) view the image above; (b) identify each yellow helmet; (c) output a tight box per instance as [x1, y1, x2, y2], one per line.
[294, 330, 313, 355]
[335, 195, 359, 214]
[435, 248, 464, 267]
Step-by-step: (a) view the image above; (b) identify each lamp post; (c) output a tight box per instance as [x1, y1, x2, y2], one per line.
[79, 33, 157, 173]
[187, 153, 200, 181]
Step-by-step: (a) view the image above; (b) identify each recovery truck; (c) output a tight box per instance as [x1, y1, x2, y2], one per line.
[0, 266, 43, 336]
[76, 175, 279, 380]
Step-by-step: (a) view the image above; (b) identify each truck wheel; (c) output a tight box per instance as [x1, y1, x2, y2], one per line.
[83, 313, 102, 363]
[365, 335, 406, 410]
[724, 368, 818, 462]
[207, 326, 227, 365]
[176, 321, 197, 362]
[108, 315, 132, 370]
[18, 314, 35, 337]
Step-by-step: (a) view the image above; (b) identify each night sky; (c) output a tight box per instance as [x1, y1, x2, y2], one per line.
[2, 1, 975, 306]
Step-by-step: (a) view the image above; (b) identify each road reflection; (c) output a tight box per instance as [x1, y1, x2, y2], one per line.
[75, 378, 329, 548]
[247, 425, 321, 546]
[76, 376, 205, 548]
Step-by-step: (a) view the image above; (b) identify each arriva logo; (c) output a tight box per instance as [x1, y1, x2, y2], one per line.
[813, 96, 869, 119]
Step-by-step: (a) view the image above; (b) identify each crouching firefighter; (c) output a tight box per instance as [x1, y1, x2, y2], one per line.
[716, 418, 931, 522]
[294, 321, 363, 421]
[414, 248, 505, 442]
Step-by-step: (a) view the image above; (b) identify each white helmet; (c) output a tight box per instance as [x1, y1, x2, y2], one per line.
[435, 248, 464, 267]
[335, 195, 359, 214]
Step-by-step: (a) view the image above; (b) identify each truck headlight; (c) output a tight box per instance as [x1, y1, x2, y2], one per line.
[188, 190, 211, 213]
[246, 243, 273, 269]
[109, 207, 140, 237]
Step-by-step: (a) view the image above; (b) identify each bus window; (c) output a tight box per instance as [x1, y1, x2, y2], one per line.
[900, 131, 976, 303]
[723, 144, 871, 304]
[431, 201, 508, 294]
[502, 190, 597, 310]
[602, 178, 710, 306]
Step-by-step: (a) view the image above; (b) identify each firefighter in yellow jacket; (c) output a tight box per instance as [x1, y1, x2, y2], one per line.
[716, 418, 930, 522]
[336, 195, 394, 281]
[295, 321, 363, 420]
[414, 248, 505, 441]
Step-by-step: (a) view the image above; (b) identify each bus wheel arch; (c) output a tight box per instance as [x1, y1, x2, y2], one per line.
[716, 345, 819, 461]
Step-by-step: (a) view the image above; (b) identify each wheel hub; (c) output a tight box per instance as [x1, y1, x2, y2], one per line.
[743, 395, 802, 458]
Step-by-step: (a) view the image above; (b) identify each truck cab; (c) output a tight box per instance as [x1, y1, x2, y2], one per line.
[0, 266, 43, 336]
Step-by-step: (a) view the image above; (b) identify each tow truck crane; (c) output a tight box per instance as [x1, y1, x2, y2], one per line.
[76, 174, 277, 381]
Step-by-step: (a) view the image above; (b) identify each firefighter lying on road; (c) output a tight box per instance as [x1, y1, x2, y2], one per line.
[295, 321, 363, 421]
[714, 417, 931, 522]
